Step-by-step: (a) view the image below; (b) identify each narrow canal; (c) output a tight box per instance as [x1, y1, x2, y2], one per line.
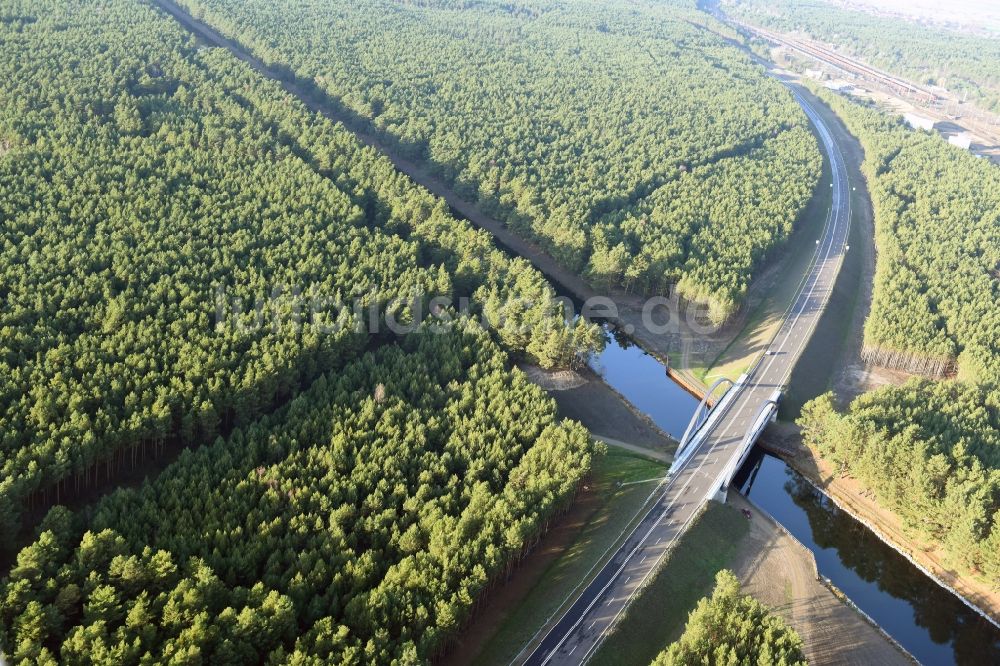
[588, 327, 699, 441]
[145, 2, 999, 660]
[589, 326, 1000, 665]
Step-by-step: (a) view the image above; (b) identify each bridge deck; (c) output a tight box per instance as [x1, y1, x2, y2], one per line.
[521, 87, 852, 666]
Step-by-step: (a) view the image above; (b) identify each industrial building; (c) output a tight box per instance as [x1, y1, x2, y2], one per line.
[904, 112, 936, 131]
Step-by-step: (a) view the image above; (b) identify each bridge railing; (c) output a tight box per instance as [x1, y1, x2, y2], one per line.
[710, 389, 782, 502]
[669, 374, 747, 476]
[675, 376, 734, 452]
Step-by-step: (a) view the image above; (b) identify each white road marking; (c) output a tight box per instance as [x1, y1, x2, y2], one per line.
[531, 87, 851, 666]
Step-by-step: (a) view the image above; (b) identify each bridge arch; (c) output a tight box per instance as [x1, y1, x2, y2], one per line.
[716, 396, 781, 501]
[677, 377, 733, 455]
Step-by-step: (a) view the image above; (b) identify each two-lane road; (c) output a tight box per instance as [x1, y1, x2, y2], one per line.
[520, 87, 852, 665]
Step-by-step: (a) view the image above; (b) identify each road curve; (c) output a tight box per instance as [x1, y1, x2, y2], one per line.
[518, 87, 852, 665]
[148, 2, 853, 658]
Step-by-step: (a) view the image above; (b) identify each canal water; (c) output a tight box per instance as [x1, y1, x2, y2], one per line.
[737, 452, 1000, 665]
[589, 326, 1000, 665]
[587, 326, 699, 441]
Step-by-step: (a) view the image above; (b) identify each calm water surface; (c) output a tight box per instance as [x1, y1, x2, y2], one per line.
[588, 327, 1000, 665]
[587, 327, 699, 440]
[737, 452, 1000, 666]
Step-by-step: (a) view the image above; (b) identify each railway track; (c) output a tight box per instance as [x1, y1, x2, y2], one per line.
[736, 21, 940, 104]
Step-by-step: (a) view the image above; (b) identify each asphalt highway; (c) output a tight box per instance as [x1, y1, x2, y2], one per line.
[141, 2, 857, 660]
[520, 88, 852, 666]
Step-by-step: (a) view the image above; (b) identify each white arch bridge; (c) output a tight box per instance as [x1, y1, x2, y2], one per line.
[522, 83, 852, 666]
[670, 374, 782, 503]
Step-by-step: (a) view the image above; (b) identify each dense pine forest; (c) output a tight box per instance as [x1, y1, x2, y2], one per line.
[650, 570, 805, 666]
[811, 91, 1000, 381]
[800, 384, 1000, 583]
[0, 324, 594, 662]
[8, 0, 998, 661]
[798, 88, 1000, 584]
[0, 1, 605, 660]
[0, 0, 603, 542]
[724, 0, 1000, 112]
[169, 0, 821, 322]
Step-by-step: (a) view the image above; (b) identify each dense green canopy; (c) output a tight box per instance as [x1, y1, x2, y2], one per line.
[797, 88, 1000, 588]
[0, 0, 601, 539]
[810, 89, 1000, 380]
[800, 384, 1000, 585]
[172, 0, 822, 321]
[650, 570, 806, 666]
[0, 323, 595, 663]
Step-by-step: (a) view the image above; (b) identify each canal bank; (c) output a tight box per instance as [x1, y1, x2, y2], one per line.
[765, 424, 1000, 628]
[737, 452, 1000, 665]
[584, 292, 1000, 663]
[589, 329, 999, 664]
[725, 491, 914, 665]
[152, 1, 999, 659]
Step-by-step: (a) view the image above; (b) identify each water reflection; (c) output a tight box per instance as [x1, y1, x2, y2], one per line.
[587, 325, 699, 441]
[739, 452, 1000, 665]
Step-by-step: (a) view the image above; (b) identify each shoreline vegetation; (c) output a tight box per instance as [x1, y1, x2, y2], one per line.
[2, 0, 997, 663]
[156, 0, 1000, 640]
[773, 86, 1000, 624]
[716, 15, 1000, 627]
[649, 570, 806, 666]
[0, 0, 821, 662]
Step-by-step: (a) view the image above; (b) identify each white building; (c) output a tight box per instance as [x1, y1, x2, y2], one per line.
[804, 68, 825, 81]
[904, 112, 936, 131]
[824, 80, 852, 93]
[948, 133, 972, 150]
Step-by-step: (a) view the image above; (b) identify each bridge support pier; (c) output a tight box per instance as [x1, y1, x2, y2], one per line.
[708, 389, 782, 505]
[710, 485, 729, 504]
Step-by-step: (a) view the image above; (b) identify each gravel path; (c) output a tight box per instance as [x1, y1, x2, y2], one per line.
[729, 493, 913, 665]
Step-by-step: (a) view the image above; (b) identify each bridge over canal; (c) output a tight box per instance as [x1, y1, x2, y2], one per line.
[520, 87, 852, 666]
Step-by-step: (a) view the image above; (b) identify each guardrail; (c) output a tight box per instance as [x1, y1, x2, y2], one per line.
[668, 373, 748, 476]
[710, 389, 782, 502]
[675, 377, 735, 457]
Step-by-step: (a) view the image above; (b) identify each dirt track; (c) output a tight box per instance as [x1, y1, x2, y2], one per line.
[152, 0, 830, 400]
[728, 493, 912, 665]
[153, 0, 603, 300]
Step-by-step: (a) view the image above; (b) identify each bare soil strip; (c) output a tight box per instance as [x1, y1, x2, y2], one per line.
[728, 492, 914, 665]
